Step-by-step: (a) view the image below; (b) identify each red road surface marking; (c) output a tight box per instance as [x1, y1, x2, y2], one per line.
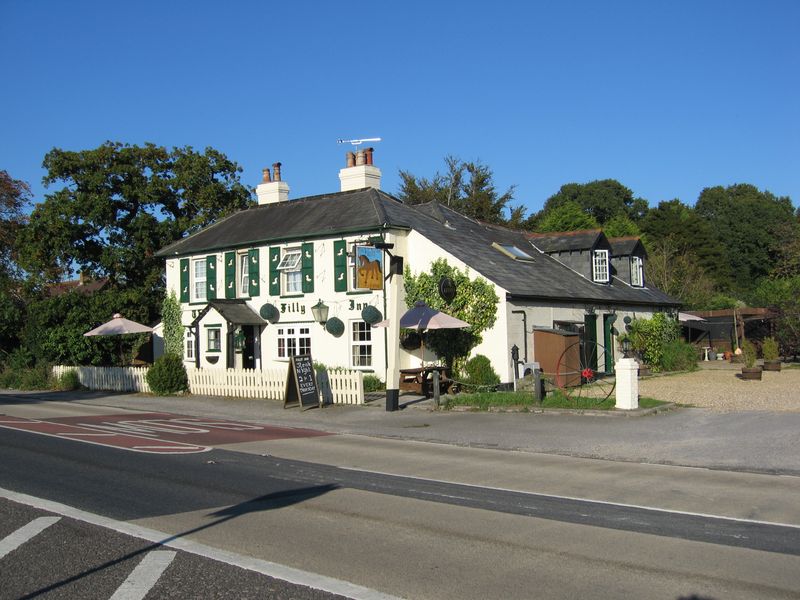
[0, 413, 331, 454]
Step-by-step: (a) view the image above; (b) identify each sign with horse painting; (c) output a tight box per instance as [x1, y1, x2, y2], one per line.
[355, 246, 383, 290]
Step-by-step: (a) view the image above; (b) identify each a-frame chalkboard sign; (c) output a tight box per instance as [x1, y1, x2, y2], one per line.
[284, 354, 319, 410]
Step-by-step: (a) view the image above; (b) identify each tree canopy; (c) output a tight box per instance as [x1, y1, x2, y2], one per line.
[0, 170, 30, 281]
[538, 179, 648, 226]
[6, 142, 252, 367]
[18, 142, 253, 288]
[398, 156, 519, 225]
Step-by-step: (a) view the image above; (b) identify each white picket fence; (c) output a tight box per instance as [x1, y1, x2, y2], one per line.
[52, 364, 365, 405]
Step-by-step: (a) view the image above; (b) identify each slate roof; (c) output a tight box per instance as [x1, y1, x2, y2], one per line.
[526, 230, 603, 253]
[208, 300, 266, 325]
[609, 236, 646, 257]
[156, 189, 679, 308]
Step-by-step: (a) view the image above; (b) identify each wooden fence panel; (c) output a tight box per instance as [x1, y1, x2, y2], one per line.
[52, 364, 364, 405]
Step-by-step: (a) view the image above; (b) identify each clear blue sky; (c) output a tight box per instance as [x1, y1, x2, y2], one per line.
[2, 0, 798, 216]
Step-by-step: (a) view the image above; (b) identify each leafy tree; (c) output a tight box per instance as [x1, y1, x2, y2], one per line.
[750, 276, 800, 358]
[403, 258, 499, 372]
[640, 199, 728, 288]
[18, 142, 252, 287]
[695, 184, 795, 293]
[21, 286, 152, 366]
[398, 157, 519, 224]
[535, 200, 599, 232]
[539, 179, 648, 226]
[602, 214, 641, 238]
[645, 239, 716, 309]
[0, 170, 30, 281]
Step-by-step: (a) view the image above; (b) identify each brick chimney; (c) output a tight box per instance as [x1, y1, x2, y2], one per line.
[338, 148, 381, 191]
[256, 162, 290, 205]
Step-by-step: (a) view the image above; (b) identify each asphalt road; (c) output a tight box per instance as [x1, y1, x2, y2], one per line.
[3, 411, 800, 599]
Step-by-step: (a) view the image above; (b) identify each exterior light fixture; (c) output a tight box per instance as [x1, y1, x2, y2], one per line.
[622, 337, 632, 359]
[311, 300, 329, 326]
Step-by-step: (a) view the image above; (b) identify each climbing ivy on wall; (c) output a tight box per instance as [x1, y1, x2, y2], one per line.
[162, 290, 183, 358]
[403, 258, 499, 372]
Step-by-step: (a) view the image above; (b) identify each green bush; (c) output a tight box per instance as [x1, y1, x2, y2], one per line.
[0, 369, 22, 389]
[461, 354, 500, 390]
[741, 340, 757, 369]
[146, 354, 189, 395]
[762, 337, 779, 361]
[53, 369, 81, 391]
[363, 374, 384, 393]
[660, 341, 699, 372]
[628, 313, 680, 372]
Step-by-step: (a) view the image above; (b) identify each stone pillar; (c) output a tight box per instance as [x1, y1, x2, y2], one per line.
[615, 358, 639, 410]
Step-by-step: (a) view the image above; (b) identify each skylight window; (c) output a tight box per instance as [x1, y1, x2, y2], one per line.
[492, 242, 535, 261]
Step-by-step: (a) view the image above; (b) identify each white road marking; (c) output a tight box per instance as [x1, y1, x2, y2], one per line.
[0, 516, 61, 559]
[0, 487, 402, 600]
[109, 550, 176, 600]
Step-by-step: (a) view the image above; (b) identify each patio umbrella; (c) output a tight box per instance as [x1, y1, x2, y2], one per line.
[84, 313, 153, 365]
[399, 301, 470, 366]
[84, 313, 153, 336]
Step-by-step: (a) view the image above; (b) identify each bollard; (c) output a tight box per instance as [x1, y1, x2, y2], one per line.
[615, 358, 639, 410]
[386, 388, 399, 412]
[432, 369, 441, 408]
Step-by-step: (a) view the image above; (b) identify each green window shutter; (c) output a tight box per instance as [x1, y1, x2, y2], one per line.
[269, 247, 281, 296]
[206, 255, 217, 300]
[333, 240, 347, 293]
[248, 249, 260, 297]
[179, 259, 190, 303]
[224, 252, 236, 299]
[301, 242, 314, 293]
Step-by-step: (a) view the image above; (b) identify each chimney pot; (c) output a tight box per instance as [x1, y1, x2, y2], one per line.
[262, 168, 271, 183]
[365, 147, 374, 166]
[272, 162, 282, 182]
[355, 151, 366, 166]
[346, 152, 355, 168]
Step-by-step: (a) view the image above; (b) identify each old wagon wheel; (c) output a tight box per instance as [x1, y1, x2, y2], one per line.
[554, 340, 616, 405]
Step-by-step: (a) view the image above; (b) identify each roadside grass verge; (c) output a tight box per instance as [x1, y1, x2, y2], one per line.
[442, 389, 667, 411]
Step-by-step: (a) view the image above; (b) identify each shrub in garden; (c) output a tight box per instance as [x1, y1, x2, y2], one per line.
[741, 340, 757, 369]
[363, 374, 384, 393]
[660, 341, 698, 372]
[53, 369, 81, 391]
[146, 354, 189, 395]
[762, 337, 779, 361]
[462, 354, 500, 389]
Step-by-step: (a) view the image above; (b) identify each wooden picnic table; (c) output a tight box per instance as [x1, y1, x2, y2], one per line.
[399, 366, 454, 397]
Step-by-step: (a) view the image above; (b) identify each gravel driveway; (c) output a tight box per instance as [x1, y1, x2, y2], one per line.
[638, 363, 800, 412]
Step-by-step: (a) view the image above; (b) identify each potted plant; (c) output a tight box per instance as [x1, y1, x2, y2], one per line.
[708, 347, 717, 361]
[762, 337, 781, 372]
[740, 340, 762, 380]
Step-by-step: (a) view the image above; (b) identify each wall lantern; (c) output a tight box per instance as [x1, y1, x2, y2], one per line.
[621, 337, 632, 359]
[311, 299, 329, 326]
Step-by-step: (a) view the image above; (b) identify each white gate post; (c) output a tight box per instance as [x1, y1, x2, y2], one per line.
[615, 358, 639, 410]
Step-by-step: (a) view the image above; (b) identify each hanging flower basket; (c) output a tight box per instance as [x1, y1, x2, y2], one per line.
[259, 303, 279, 323]
[361, 305, 383, 325]
[325, 317, 345, 337]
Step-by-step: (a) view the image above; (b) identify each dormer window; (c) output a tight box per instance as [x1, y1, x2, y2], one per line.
[630, 256, 644, 287]
[592, 250, 610, 283]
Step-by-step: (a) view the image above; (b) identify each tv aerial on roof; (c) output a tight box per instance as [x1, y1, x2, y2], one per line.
[337, 137, 382, 149]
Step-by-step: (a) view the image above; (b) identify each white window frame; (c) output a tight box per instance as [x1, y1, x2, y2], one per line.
[185, 328, 195, 361]
[592, 250, 610, 283]
[630, 256, 644, 287]
[192, 259, 206, 302]
[276, 326, 311, 359]
[278, 248, 302, 295]
[238, 252, 250, 297]
[207, 327, 221, 352]
[350, 320, 373, 368]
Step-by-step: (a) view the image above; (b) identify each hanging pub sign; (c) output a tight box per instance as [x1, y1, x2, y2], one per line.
[438, 277, 457, 303]
[284, 354, 319, 410]
[355, 246, 384, 290]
